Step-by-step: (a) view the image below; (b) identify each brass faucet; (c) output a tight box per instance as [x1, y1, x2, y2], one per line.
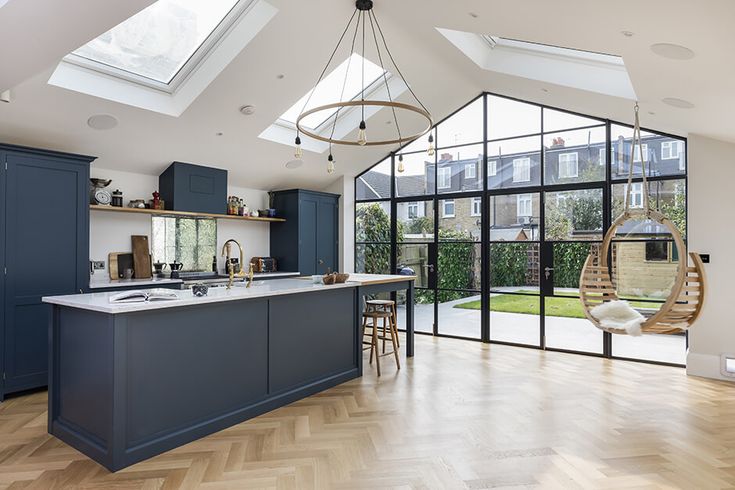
[221, 239, 244, 289]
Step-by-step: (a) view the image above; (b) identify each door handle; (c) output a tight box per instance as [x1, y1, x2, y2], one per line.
[318, 259, 324, 265]
[544, 267, 553, 280]
[424, 264, 435, 273]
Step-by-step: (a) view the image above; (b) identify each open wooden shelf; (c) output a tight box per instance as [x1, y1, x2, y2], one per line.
[90, 204, 286, 222]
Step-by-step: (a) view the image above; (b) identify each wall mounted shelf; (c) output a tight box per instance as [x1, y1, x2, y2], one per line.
[89, 205, 286, 222]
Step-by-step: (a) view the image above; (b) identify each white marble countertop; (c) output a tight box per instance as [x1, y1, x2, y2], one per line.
[44, 275, 415, 314]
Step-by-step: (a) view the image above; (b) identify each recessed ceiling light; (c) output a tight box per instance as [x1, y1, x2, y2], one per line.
[648, 111, 655, 116]
[621, 31, 634, 37]
[662, 97, 695, 109]
[386, 120, 392, 125]
[650, 43, 695, 60]
[215, 132, 224, 136]
[276, 74, 285, 79]
[468, 12, 479, 18]
[87, 114, 118, 130]
[541, 88, 549, 93]
[239, 105, 256, 115]
[285, 159, 303, 169]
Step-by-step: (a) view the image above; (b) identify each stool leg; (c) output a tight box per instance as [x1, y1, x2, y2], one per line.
[372, 316, 381, 376]
[391, 304, 399, 348]
[382, 316, 387, 354]
[389, 320, 400, 370]
[364, 317, 374, 365]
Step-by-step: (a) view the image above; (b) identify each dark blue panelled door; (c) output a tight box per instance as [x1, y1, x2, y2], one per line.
[316, 196, 338, 274]
[3, 152, 88, 394]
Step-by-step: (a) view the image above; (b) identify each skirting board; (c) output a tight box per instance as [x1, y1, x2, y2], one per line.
[686, 351, 735, 382]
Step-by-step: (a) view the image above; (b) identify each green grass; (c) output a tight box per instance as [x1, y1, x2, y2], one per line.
[454, 290, 659, 319]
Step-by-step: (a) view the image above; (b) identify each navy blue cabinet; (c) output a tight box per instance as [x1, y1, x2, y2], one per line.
[270, 190, 339, 275]
[159, 162, 227, 214]
[0, 144, 93, 401]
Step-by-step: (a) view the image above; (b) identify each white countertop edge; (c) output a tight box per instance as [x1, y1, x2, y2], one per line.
[44, 280, 358, 314]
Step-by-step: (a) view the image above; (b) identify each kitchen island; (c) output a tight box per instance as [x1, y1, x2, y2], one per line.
[42, 275, 414, 471]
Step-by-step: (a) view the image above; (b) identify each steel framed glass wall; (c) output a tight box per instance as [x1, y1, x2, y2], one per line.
[355, 92, 688, 366]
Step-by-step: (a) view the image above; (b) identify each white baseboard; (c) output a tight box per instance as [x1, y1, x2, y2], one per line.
[686, 351, 735, 382]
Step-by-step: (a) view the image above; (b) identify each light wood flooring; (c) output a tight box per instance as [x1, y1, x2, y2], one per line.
[1, 335, 735, 489]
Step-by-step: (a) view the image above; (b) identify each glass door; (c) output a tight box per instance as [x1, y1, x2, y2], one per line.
[541, 189, 605, 354]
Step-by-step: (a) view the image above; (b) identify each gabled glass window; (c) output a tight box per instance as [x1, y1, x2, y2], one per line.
[70, 0, 241, 87]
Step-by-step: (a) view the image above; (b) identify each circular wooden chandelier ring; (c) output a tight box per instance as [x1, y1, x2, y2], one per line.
[295, 100, 433, 147]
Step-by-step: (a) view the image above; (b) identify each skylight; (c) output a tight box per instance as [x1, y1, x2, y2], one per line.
[437, 28, 636, 100]
[70, 0, 240, 86]
[279, 53, 387, 130]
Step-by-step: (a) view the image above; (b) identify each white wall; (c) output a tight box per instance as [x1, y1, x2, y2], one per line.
[89, 167, 270, 280]
[686, 134, 735, 381]
[322, 175, 354, 273]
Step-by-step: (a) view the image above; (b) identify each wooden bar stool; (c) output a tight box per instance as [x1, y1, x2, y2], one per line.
[362, 300, 400, 376]
[365, 299, 399, 351]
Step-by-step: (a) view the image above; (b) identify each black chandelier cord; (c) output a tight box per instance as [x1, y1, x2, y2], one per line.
[370, 9, 430, 115]
[367, 9, 402, 144]
[328, 6, 362, 143]
[297, 7, 359, 134]
[360, 8, 366, 124]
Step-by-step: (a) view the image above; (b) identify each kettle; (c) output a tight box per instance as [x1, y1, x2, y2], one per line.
[169, 261, 184, 279]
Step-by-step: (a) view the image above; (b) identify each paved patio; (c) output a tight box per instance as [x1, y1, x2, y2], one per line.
[395, 294, 686, 365]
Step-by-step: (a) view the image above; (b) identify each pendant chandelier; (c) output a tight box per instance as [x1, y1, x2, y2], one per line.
[293, 0, 433, 173]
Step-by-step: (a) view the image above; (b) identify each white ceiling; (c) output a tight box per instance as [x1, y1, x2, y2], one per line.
[0, 0, 732, 190]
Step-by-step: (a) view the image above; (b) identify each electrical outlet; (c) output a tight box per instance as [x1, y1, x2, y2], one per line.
[700, 254, 710, 263]
[91, 260, 105, 271]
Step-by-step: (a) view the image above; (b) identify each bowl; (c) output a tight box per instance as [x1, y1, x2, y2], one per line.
[334, 273, 350, 283]
[322, 273, 336, 285]
[258, 209, 269, 217]
[192, 283, 209, 297]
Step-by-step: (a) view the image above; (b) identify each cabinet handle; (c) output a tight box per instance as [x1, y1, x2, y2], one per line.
[318, 259, 324, 265]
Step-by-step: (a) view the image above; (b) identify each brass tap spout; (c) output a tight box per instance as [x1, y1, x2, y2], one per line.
[221, 239, 245, 289]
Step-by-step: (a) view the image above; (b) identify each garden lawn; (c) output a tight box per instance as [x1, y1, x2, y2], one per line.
[454, 290, 659, 319]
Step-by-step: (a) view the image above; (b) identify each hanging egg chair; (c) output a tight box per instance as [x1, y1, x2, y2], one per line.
[578, 105, 706, 335]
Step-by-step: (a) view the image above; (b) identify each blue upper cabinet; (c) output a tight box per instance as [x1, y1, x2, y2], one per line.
[0, 143, 94, 401]
[159, 162, 228, 214]
[270, 190, 340, 275]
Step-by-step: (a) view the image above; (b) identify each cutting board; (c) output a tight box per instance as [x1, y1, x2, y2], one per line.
[108, 252, 134, 279]
[131, 235, 152, 279]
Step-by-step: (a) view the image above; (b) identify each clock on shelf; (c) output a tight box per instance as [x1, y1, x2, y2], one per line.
[90, 178, 112, 206]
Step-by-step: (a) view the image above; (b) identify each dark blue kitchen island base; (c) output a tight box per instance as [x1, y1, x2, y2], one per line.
[48, 287, 359, 471]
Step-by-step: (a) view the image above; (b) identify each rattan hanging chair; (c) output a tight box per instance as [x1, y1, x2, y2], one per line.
[578, 105, 707, 335]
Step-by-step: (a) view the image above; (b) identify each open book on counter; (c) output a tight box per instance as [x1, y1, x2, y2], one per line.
[109, 288, 180, 304]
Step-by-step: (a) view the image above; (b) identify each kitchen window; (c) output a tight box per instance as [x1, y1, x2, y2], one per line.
[465, 163, 477, 179]
[471, 196, 482, 216]
[632, 143, 649, 163]
[438, 166, 452, 189]
[512, 157, 531, 183]
[488, 159, 497, 176]
[152, 216, 217, 271]
[661, 140, 683, 160]
[442, 199, 455, 218]
[517, 193, 532, 217]
[558, 152, 579, 178]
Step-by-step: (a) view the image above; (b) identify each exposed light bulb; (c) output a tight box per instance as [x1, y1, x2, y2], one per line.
[427, 133, 435, 157]
[397, 154, 405, 173]
[357, 120, 367, 146]
[327, 153, 335, 174]
[294, 135, 302, 159]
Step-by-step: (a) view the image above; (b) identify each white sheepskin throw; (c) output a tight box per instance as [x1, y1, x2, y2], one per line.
[590, 300, 645, 336]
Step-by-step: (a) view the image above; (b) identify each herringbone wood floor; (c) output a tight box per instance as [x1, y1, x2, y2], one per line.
[1, 335, 735, 489]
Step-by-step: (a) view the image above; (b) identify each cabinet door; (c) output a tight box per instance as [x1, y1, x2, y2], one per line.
[316, 197, 338, 274]
[298, 195, 318, 275]
[3, 153, 88, 393]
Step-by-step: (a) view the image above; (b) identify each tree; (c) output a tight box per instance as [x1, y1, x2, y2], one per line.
[355, 203, 403, 274]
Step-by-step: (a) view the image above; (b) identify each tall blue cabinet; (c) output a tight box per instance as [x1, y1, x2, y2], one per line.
[0, 144, 93, 401]
[269, 189, 340, 276]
